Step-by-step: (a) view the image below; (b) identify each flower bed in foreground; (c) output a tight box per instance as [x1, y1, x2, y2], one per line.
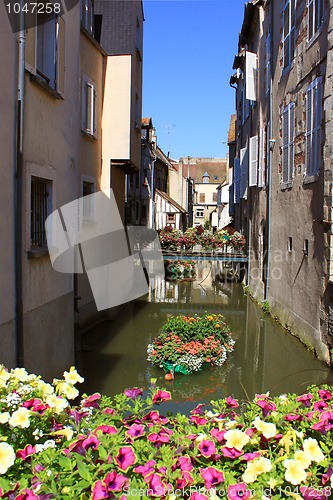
[0, 366, 333, 499]
[147, 314, 235, 374]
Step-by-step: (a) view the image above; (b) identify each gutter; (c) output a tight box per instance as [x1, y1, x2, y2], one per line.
[265, 0, 273, 301]
[15, 4, 25, 366]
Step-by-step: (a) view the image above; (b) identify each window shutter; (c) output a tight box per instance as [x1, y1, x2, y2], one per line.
[25, 22, 36, 73]
[234, 158, 240, 204]
[240, 147, 248, 199]
[245, 51, 257, 101]
[249, 135, 258, 187]
[258, 127, 265, 188]
[84, 83, 94, 135]
[282, 108, 289, 183]
[314, 78, 322, 175]
[56, 16, 65, 95]
[289, 104, 295, 181]
[306, 84, 313, 176]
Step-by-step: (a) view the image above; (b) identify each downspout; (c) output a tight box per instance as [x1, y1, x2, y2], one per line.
[265, 0, 273, 301]
[15, 5, 25, 366]
[150, 153, 156, 229]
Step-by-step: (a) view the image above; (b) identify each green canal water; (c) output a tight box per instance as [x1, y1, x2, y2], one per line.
[81, 260, 333, 414]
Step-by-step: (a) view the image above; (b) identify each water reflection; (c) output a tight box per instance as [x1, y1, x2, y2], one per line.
[82, 260, 333, 413]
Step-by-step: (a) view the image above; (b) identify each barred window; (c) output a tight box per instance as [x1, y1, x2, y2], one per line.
[30, 177, 52, 247]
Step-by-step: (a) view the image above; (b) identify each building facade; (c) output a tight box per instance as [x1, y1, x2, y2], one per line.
[231, 0, 333, 362]
[0, 0, 144, 379]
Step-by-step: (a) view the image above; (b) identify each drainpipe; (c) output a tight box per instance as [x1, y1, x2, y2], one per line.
[15, 5, 25, 366]
[149, 154, 156, 229]
[265, 0, 274, 301]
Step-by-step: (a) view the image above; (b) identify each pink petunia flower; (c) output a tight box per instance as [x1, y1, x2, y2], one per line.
[176, 471, 193, 488]
[115, 446, 136, 471]
[226, 396, 239, 408]
[103, 408, 115, 415]
[198, 439, 217, 457]
[190, 493, 208, 500]
[143, 411, 169, 425]
[145, 473, 170, 496]
[200, 467, 224, 489]
[314, 401, 329, 411]
[285, 414, 303, 421]
[178, 456, 193, 472]
[152, 390, 171, 404]
[257, 399, 276, 417]
[318, 389, 332, 401]
[227, 483, 251, 500]
[82, 393, 101, 409]
[321, 466, 333, 485]
[16, 444, 36, 461]
[127, 424, 145, 439]
[105, 471, 129, 491]
[190, 415, 209, 425]
[124, 388, 143, 400]
[297, 393, 313, 407]
[134, 460, 156, 477]
[82, 435, 99, 451]
[221, 447, 243, 459]
[16, 490, 39, 500]
[92, 480, 108, 500]
[312, 412, 333, 433]
[211, 428, 226, 442]
[94, 425, 117, 435]
[191, 403, 206, 415]
[241, 452, 261, 461]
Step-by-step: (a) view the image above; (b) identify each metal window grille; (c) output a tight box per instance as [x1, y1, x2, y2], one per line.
[31, 177, 49, 247]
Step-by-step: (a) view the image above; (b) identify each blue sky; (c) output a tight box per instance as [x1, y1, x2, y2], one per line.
[142, 0, 245, 160]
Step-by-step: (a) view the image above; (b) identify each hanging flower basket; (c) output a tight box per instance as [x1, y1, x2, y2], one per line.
[147, 313, 235, 375]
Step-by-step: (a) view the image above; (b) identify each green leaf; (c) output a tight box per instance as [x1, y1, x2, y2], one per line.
[58, 455, 73, 470]
[77, 460, 92, 482]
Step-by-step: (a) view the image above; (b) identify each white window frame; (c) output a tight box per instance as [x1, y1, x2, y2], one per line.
[305, 77, 322, 181]
[240, 146, 248, 200]
[308, 0, 323, 42]
[281, 103, 295, 187]
[81, 175, 96, 223]
[196, 209, 204, 218]
[81, 74, 97, 137]
[283, 0, 296, 71]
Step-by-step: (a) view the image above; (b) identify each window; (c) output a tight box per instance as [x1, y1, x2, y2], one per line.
[308, 0, 323, 41]
[199, 193, 205, 203]
[31, 177, 52, 248]
[82, 74, 96, 137]
[81, 0, 94, 35]
[196, 209, 204, 218]
[135, 93, 140, 129]
[305, 77, 322, 179]
[212, 192, 218, 202]
[167, 213, 175, 223]
[282, 103, 295, 185]
[82, 179, 95, 222]
[283, 0, 296, 70]
[288, 237, 293, 252]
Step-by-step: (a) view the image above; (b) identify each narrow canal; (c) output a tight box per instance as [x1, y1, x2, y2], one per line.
[81, 260, 333, 414]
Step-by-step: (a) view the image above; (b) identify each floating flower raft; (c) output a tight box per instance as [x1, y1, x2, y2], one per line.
[147, 313, 235, 374]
